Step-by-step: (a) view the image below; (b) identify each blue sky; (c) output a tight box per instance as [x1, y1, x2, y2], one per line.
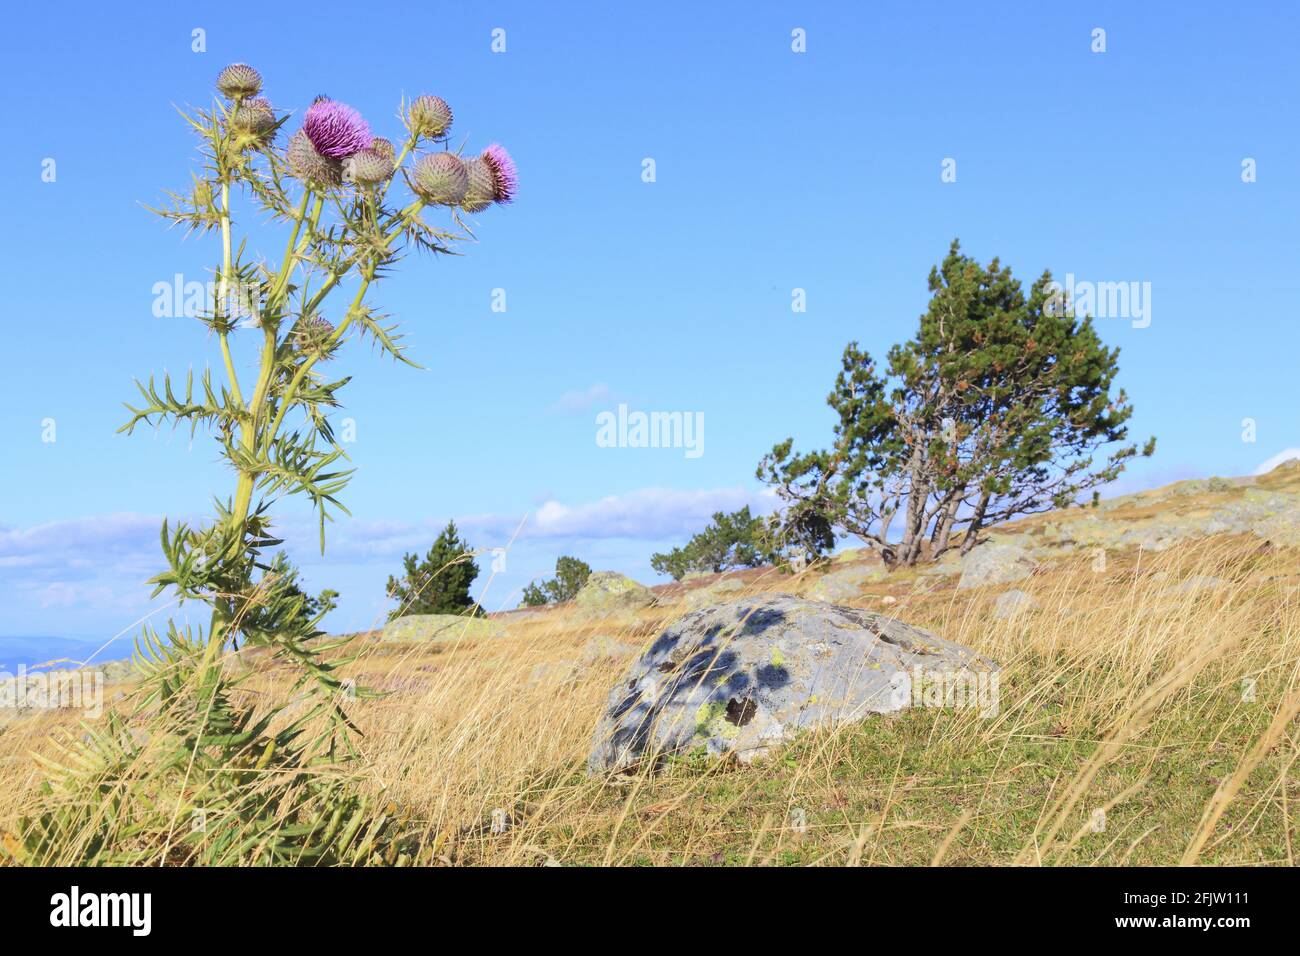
[2, 1, 1298, 662]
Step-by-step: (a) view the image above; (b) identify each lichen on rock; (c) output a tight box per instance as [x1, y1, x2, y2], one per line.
[587, 594, 996, 773]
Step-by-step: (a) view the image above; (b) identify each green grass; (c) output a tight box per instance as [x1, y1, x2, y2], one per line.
[497, 661, 1294, 867]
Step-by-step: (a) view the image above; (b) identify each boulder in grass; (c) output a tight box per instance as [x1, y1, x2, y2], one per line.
[957, 540, 1038, 590]
[573, 571, 656, 620]
[807, 563, 888, 603]
[683, 576, 748, 610]
[380, 613, 502, 644]
[993, 589, 1039, 620]
[587, 594, 997, 773]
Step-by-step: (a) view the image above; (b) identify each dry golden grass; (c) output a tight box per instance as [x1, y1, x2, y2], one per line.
[2, 531, 1298, 866]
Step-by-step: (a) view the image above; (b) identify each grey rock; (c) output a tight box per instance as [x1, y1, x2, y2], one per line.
[588, 594, 996, 773]
[957, 540, 1038, 590]
[573, 571, 656, 619]
[0, 664, 116, 723]
[1044, 486, 1300, 552]
[807, 564, 888, 603]
[1157, 574, 1228, 596]
[581, 634, 641, 663]
[993, 589, 1040, 619]
[683, 577, 748, 610]
[96, 659, 136, 682]
[380, 614, 502, 643]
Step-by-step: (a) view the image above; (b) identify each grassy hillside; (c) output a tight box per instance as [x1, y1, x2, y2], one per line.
[3, 466, 1299, 865]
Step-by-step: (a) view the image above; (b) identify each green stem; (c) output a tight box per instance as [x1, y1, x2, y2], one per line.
[380, 134, 418, 203]
[265, 276, 371, 444]
[216, 179, 244, 407]
[264, 200, 424, 460]
[266, 192, 320, 316]
[212, 191, 423, 659]
[223, 193, 317, 565]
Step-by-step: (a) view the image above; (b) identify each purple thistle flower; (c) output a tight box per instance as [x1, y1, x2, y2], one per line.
[481, 144, 518, 203]
[302, 99, 372, 159]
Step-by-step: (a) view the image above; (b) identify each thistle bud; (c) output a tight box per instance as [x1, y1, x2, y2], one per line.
[344, 148, 395, 185]
[458, 157, 494, 213]
[287, 129, 343, 188]
[411, 152, 469, 205]
[293, 316, 336, 358]
[231, 97, 276, 141]
[216, 63, 263, 100]
[369, 137, 396, 162]
[407, 95, 452, 138]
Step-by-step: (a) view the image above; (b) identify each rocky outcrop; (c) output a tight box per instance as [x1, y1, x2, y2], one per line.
[380, 614, 502, 643]
[683, 576, 748, 609]
[806, 563, 888, 602]
[573, 571, 656, 619]
[587, 594, 996, 773]
[1013, 468, 1300, 553]
[957, 539, 1038, 590]
[0, 660, 133, 725]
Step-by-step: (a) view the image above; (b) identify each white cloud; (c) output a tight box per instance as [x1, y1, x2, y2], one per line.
[280, 485, 776, 558]
[546, 383, 613, 415]
[1253, 448, 1300, 476]
[0, 513, 161, 580]
[520, 486, 772, 539]
[0, 487, 780, 636]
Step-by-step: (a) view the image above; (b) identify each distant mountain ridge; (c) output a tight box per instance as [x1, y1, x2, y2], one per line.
[0, 635, 128, 672]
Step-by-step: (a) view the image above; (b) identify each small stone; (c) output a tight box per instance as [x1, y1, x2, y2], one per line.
[993, 589, 1040, 620]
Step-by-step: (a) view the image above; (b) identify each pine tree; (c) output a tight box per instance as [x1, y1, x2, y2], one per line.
[759, 240, 1155, 567]
[520, 555, 592, 606]
[650, 506, 790, 580]
[386, 520, 481, 619]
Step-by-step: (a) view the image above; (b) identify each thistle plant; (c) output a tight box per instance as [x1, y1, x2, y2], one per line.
[14, 65, 515, 865]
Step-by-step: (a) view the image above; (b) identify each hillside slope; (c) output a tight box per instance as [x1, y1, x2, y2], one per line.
[3, 464, 1299, 866]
